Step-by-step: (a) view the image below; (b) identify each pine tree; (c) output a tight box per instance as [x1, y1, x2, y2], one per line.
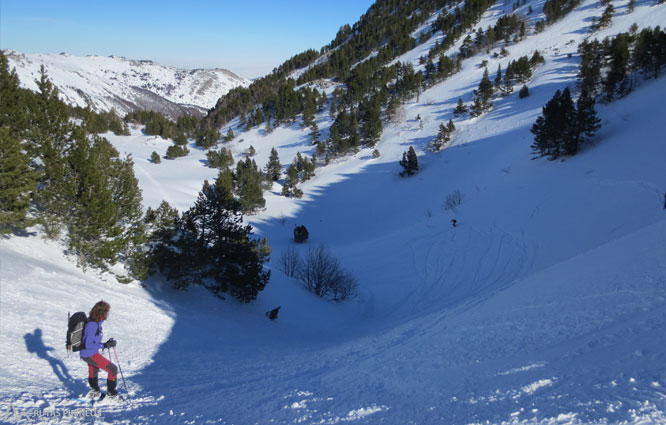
[300, 155, 316, 182]
[309, 122, 320, 144]
[494, 64, 503, 89]
[530, 88, 578, 159]
[266, 147, 282, 181]
[478, 68, 494, 110]
[599, 4, 614, 29]
[224, 127, 235, 142]
[329, 98, 337, 119]
[31, 66, 73, 235]
[151, 151, 161, 163]
[0, 51, 29, 139]
[66, 129, 143, 267]
[519, 84, 529, 98]
[575, 89, 602, 146]
[360, 95, 382, 147]
[0, 129, 36, 233]
[215, 168, 235, 198]
[399, 146, 418, 176]
[432, 123, 450, 151]
[235, 157, 265, 213]
[447, 119, 456, 133]
[386, 96, 401, 123]
[470, 96, 485, 117]
[163, 180, 271, 301]
[282, 164, 303, 198]
[578, 40, 603, 96]
[302, 94, 316, 127]
[453, 98, 468, 116]
[166, 144, 189, 159]
[604, 33, 630, 101]
[196, 128, 220, 149]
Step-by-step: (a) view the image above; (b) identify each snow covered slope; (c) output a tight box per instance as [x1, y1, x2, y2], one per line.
[1, 0, 666, 424]
[4, 50, 250, 118]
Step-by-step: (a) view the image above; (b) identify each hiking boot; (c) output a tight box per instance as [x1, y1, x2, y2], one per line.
[88, 377, 101, 391]
[107, 379, 118, 397]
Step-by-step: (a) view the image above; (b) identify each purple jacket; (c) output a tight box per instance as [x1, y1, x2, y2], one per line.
[79, 320, 104, 358]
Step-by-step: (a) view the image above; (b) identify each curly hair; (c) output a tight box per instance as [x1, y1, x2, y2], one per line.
[88, 300, 110, 322]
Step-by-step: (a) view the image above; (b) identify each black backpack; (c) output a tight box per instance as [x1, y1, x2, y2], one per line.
[66, 312, 88, 352]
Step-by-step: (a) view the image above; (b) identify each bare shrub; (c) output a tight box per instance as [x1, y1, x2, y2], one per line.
[279, 245, 301, 277]
[392, 106, 406, 124]
[444, 189, 464, 212]
[298, 245, 358, 302]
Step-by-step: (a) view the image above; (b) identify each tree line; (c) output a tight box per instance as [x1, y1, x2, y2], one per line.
[531, 27, 666, 160]
[0, 51, 270, 302]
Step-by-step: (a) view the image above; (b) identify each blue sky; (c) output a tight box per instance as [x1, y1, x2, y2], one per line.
[0, 0, 375, 79]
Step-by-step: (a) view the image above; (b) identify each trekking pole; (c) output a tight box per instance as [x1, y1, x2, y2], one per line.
[112, 347, 131, 400]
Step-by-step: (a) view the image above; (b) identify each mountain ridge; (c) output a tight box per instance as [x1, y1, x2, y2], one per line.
[4, 49, 250, 119]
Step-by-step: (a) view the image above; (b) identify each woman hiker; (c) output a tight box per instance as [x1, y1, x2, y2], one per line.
[80, 300, 118, 397]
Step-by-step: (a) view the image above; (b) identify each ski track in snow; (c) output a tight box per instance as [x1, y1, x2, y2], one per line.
[2, 0, 666, 424]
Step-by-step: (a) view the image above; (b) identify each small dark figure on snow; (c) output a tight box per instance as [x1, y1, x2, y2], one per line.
[294, 225, 309, 243]
[266, 306, 281, 320]
[451, 219, 457, 227]
[663, 192, 666, 209]
[80, 301, 119, 398]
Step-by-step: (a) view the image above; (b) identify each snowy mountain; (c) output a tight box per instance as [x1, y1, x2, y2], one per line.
[2, 0, 666, 424]
[3, 50, 250, 119]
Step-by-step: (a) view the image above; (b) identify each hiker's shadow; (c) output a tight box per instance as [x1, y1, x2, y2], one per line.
[24, 329, 85, 395]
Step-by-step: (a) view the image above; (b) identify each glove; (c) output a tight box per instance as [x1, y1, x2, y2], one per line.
[103, 338, 117, 349]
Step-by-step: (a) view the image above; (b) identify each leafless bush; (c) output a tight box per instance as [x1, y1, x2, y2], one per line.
[391, 106, 406, 124]
[444, 189, 464, 212]
[279, 245, 301, 277]
[298, 245, 358, 302]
